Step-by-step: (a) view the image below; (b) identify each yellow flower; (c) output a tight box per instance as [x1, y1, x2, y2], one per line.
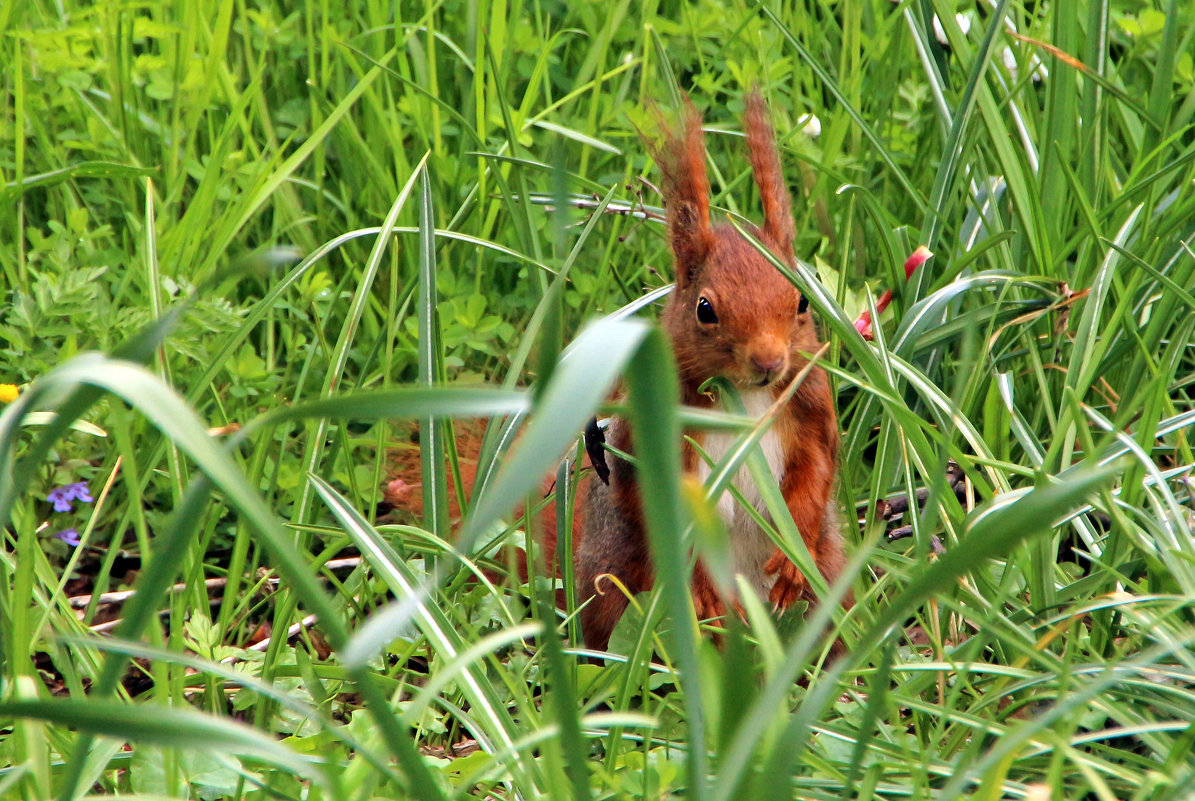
[0, 384, 18, 404]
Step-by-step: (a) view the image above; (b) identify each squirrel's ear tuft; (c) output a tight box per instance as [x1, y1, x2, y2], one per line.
[646, 97, 714, 286]
[744, 90, 795, 256]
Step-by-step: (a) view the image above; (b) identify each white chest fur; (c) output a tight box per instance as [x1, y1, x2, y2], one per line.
[694, 389, 789, 597]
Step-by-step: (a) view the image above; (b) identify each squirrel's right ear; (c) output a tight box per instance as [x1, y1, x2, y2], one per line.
[647, 97, 714, 287]
[743, 90, 796, 256]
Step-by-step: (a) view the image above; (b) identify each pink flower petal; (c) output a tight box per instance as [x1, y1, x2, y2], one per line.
[855, 310, 874, 340]
[874, 289, 894, 316]
[904, 245, 933, 279]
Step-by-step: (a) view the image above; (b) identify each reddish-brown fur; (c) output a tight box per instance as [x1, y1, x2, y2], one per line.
[386, 93, 846, 652]
[384, 420, 573, 583]
[572, 92, 846, 649]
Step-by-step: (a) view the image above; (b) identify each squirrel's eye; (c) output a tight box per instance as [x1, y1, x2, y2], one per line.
[696, 296, 718, 325]
[798, 295, 809, 314]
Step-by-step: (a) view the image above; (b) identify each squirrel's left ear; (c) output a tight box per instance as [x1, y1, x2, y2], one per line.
[744, 91, 795, 256]
[648, 97, 715, 288]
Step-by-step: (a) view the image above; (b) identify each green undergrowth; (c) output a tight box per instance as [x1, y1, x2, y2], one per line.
[2, 0, 1195, 799]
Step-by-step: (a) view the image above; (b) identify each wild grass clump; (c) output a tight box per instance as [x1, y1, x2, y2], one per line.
[2, 1, 1194, 799]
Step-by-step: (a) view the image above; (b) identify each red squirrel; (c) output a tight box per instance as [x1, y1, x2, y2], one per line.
[385, 93, 846, 651]
[568, 93, 846, 650]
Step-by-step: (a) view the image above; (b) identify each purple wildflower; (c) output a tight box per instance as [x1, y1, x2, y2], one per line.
[47, 487, 74, 512]
[46, 481, 93, 513]
[54, 528, 81, 547]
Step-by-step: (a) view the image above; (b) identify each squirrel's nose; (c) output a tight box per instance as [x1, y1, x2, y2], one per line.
[752, 354, 784, 375]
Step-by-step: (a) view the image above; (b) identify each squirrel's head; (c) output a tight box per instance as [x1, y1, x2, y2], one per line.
[652, 92, 818, 390]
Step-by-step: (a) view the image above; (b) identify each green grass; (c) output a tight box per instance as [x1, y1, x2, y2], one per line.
[2, 0, 1195, 798]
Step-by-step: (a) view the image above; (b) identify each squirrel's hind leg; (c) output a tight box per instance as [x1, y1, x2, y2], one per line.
[575, 474, 654, 651]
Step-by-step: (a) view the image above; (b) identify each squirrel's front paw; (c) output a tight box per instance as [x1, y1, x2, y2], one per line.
[693, 594, 728, 625]
[765, 550, 808, 613]
[690, 568, 729, 624]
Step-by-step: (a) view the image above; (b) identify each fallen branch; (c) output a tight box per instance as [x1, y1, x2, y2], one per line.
[866, 461, 967, 555]
[226, 613, 321, 662]
[69, 557, 362, 611]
